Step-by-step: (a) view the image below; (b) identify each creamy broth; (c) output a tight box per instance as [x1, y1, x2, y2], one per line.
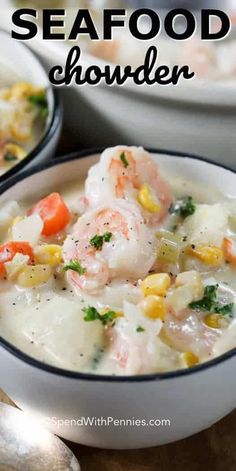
[0, 146, 236, 375]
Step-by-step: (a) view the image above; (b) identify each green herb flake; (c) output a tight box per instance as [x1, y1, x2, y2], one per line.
[214, 303, 234, 316]
[90, 232, 112, 250]
[103, 232, 112, 242]
[136, 326, 145, 333]
[83, 306, 116, 326]
[63, 260, 86, 275]
[28, 93, 49, 119]
[169, 196, 196, 219]
[4, 152, 18, 162]
[90, 234, 103, 250]
[189, 284, 234, 317]
[120, 152, 129, 168]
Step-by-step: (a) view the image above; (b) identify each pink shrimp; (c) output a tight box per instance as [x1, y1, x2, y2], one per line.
[109, 329, 147, 374]
[105, 301, 179, 375]
[106, 323, 156, 375]
[108, 150, 140, 198]
[63, 199, 157, 294]
[85, 146, 172, 226]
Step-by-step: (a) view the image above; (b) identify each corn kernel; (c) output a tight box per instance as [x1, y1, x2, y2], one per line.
[138, 183, 161, 213]
[139, 295, 166, 320]
[141, 273, 171, 297]
[17, 264, 52, 288]
[3, 143, 26, 162]
[35, 245, 62, 266]
[0, 89, 11, 100]
[10, 120, 31, 142]
[11, 82, 33, 98]
[188, 245, 223, 266]
[11, 82, 43, 99]
[204, 313, 227, 329]
[183, 352, 199, 368]
[101, 308, 124, 318]
[115, 311, 124, 318]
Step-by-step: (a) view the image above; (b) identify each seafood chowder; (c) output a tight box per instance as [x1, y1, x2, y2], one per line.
[0, 78, 48, 176]
[0, 146, 236, 376]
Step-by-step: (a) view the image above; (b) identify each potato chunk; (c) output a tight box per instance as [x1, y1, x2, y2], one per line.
[179, 204, 228, 247]
[21, 296, 104, 370]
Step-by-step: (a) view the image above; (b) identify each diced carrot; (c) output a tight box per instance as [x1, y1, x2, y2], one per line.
[28, 192, 70, 237]
[0, 242, 34, 279]
[0, 264, 5, 278]
[223, 238, 236, 267]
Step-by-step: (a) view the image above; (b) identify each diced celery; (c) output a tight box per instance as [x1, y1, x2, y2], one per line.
[156, 231, 182, 264]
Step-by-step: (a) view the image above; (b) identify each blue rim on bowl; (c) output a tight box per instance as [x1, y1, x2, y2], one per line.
[0, 147, 235, 382]
[0, 29, 62, 184]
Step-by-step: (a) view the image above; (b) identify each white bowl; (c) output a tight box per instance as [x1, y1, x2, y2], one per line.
[0, 148, 236, 449]
[1, 1, 235, 166]
[0, 29, 62, 183]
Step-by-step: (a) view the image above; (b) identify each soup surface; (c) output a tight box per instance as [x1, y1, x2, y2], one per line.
[0, 146, 236, 375]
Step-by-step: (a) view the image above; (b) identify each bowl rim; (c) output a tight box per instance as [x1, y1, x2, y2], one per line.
[0, 29, 62, 184]
[0, 147, 236, 383]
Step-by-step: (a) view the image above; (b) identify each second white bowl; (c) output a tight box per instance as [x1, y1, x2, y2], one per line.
[0, 29, 62, 183]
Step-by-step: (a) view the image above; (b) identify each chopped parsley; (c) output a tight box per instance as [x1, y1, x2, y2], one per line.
[120, 152, 129, 168]
[136, 326, 145, 333]
[83, 306, 116, 326]
[63, 260, 86, 275]
[28, 93, 49, 118]
[189, 284, 234, 317]
[104, 232, 112, 242]
[169, 196, 196, 219]
[4, 152, 18, 162]
[214, 303, 234, 315]
[90, 232, 112, 250]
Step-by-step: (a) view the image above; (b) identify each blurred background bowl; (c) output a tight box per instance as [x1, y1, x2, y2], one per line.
[0, 28, 62, 184]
